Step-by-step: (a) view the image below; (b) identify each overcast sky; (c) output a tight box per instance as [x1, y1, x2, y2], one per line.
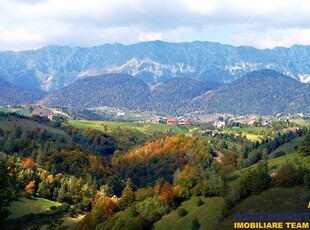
[1, 0, 310, 51]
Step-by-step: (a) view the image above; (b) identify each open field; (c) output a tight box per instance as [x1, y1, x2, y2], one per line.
[8, 197, 60, 219]
[62, 215, 85, 229]
[153, 196, 224, 230]
[223, 126, 268, 142]
[0, 106, 31, 116]
[69, 120, 197, 135]
[216, 186, 307, 230]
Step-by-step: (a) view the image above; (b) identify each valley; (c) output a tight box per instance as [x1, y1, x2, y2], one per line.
[0, 108, 309, 229]
[0, 42, 309, 230]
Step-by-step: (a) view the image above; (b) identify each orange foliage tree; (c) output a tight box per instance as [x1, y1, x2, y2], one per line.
[160, 182, 174, 207]
[103, 198, 116, 218]
[25, 180, 36, 196]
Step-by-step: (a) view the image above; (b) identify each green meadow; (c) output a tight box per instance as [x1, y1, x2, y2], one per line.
[8, 197, 60, 219]
[153, 196, 224, 230]
[216, 186, 307, 230]
[69, 120, 197, 135]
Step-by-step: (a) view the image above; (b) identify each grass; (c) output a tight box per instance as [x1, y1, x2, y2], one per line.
[62, 214, 85, 229]
[0, 106, 9, 112]
[8, 197, 60, 219]
[69, 120, 196, 135]
[153, 196, 224, 230]
[223, 126, 267, 142]
[0, 106, 31, 116]
[0, 117, 72, 142]
[270, 136, 304, 156]
[268, 151, 310, 170]
[216, 186, 307, 230]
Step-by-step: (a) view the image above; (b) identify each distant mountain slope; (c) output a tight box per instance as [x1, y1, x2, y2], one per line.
[39, 74, 220, 113]
[1, 41, 310, 92]
[0, 79, 46, 105]
[150, 78, 221, 114]
[39, 74, 151, 109]
[189, 69, 310, 115]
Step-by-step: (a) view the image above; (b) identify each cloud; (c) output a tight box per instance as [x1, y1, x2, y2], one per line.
[233, 28, 310, 48]
[0, 0, 309, 51]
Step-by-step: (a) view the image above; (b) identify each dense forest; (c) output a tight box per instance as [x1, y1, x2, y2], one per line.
[0, 112, 309, 229]
[39, 74, 151, 110]
[149, 78, 221, 114]
[38, 70, 310, 115]
[190, 69, 310, 115]
[0, 79, 46, 105]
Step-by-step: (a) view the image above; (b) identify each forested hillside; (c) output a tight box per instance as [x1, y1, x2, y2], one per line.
[39, 74, 220, 114]
[149, 78, 221, 114]
[39, 74, 151, 110]
[0, 79, 46, 105]
[39, 70, 309, 115]
[190, 69, 310, 115]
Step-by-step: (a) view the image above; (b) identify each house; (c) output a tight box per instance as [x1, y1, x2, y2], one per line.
[213, 120, 226, 128]
[167, 117, 177, 125]
[116, 112, 125, 117]
[270, 169, 277, 177]
[47, 114, 55, 120]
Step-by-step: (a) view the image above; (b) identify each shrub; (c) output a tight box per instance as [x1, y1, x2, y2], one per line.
[191, 217, 201, 230]
[275, 163, 298, 187]
[50, 206, 57, 211]
[177, 208, 188, 217]
[197, 198, 204, 207]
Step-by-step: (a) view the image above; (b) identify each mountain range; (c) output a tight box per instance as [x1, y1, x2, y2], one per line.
[1, 41, 310, 92]
[39, 70, 310, 115]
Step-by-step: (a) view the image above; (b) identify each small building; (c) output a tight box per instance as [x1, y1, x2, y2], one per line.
[167, 117, 177, 125]
[47, 114, 55, 120]
[213, 120, 226, 128]
[116, 112, 125, 117]
[271, 169, 277, 177]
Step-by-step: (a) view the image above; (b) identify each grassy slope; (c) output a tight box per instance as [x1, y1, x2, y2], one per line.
[219, 136, 309, 229]
[228, 135, 309, 181]
[69, 120, 195, 135]
[216, 186, 307, 230]
[0, 106, 31, 116]
[8, 198, 60, 219]
[0, 117, 72, 142]
[153, 196, 224, 230]
[270, 136, 304, 156]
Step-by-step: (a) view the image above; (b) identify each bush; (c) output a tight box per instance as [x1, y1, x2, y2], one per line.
[276, 163, 298, 187]
[191, 217, 201, 230]
[197, 198, 204, 207]
[274, 150, 286, 158]
[50, 206, 57, 211]
[177, 208, 188, 217]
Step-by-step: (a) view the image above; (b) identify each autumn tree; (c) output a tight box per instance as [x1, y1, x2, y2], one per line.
[221, 152, 238, 174]
[160, 182, 175, 208]
[25, 180, 36, 197]
[275, 163, 298, 187]
[103, 198, 116, 218]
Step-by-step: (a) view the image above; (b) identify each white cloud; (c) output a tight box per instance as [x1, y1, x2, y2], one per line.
[0, 0, 310, 51]
[233, 28, 310, 48]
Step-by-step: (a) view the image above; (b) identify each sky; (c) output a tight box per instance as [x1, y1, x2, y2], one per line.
[1, 0, 310, 51]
